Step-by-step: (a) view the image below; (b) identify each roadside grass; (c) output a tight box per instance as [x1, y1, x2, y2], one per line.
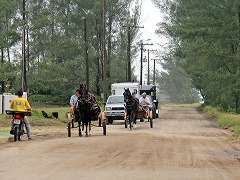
[217, 114, 240, 137]
[0, 104, 104, 129]
[161, 103, 201, 108]
[0, 106, 70, 129]
[202, 106, 240, 138]
[0, 104, 103, 144]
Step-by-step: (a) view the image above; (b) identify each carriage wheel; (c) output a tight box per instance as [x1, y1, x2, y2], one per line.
[67, 123, 71, 137]
[149, 110, 153, 120]
[71, 118, 74, 128]
[98, 117, 102, 127]
[102, 122, 106, 135]
[124, 119, 127, 128]
[99, 112, 104, 127]
[149, 117, 153, 128]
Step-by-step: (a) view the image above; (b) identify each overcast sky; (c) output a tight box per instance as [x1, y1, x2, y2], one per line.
[132, 0, 164, 83]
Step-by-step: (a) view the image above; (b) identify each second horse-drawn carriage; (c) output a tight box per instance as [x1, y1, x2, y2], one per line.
[123, 88, 153, 130]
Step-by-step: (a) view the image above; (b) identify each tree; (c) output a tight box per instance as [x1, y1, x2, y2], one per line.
[153, 0, 240, 112]
[0, 0, 142, 104]
[0, 0, 20, 63]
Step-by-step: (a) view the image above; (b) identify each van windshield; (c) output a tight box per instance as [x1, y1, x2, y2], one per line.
[107, 96, 125, 104]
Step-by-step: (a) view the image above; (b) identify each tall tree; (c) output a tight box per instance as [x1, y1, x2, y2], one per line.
[0, 0, 20, 63]
[153, 0, 240, 112]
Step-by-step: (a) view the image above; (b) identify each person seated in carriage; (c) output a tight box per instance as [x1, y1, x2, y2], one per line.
[139, 92, 150, 121]
[139, 92, 150, 109]
[70, 89, 80, 122]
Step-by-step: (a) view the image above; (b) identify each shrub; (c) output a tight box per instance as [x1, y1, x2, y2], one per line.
[202, 106, 220, 120]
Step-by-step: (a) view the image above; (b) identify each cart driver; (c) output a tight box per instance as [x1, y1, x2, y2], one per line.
[139, 92, 150, 110]
[139, 92, 150, 122]
[70, 89, 80, 121]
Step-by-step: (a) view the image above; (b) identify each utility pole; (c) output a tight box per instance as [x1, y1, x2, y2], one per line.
[139, 41, 153, 85]
[124, 25, 143, 82]
[151, 58, 161, 85]
[127, 26, 131, 82]
[84, 17, 89, 90]
[145, 49, 157, 85]
[140, 42, 143, 85]
[22, 0, 27, 92]
[102, 0, 107, 102]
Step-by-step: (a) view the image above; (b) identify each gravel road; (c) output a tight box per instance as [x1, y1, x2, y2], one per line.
[0, 106, 240, 180]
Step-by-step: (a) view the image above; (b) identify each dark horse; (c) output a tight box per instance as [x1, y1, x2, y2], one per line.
[123, 88, 139, 129]
[76, 84, 101, 136]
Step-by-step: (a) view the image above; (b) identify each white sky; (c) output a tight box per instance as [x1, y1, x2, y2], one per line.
[132, 0, 167, 84]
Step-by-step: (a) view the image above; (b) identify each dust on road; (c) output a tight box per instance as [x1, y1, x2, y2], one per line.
[0, 107, 240, 180]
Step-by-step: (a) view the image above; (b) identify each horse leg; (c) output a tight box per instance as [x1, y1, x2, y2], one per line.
[89, 120, 91, 136]
[78, 120, 82, 137]
[132, 112, 136, 129]
[128, 114, 132, 130]
[82, 119, 84, 133]
[85, 120, 88, 137]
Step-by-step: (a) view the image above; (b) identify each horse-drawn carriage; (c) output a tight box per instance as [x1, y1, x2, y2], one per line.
[123, 88, 153, 129]
[124, 106, 153, 129]
[66, 84, 106, 137]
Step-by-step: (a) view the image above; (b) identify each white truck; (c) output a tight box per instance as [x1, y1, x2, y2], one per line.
[103, 82, 140, 124]
[111, 82, 140, 98]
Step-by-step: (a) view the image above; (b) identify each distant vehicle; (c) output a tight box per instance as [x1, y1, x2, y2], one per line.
[140, 84, 157, 103]
[110, 82, 159, 119]
[111, 82, 140, 98]
[104, 95, 125, 124]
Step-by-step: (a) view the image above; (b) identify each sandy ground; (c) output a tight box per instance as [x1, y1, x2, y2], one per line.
[0, 106, 240, 180]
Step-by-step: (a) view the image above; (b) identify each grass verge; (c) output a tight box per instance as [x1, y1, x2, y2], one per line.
[202, 106, 240, 139]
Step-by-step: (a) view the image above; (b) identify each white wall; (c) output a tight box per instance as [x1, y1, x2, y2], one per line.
[0, 92, 27, 114]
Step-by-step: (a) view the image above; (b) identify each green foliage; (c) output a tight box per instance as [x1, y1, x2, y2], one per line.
[202, 105, 240, 137]
[233, 125, 240, 136]
[0, 0, 141, 102]
[202, 106, 220, 120]
[218, 114, 240, 129]
[154, 0, 240, 112]
[28, 94, 69, 105]
[217, 113, 240, 137]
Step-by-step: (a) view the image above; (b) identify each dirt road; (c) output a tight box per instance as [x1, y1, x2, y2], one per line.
[0, 107, 240, 180]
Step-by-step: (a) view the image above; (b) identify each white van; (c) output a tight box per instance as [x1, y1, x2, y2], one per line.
[111, 82, 140, 98]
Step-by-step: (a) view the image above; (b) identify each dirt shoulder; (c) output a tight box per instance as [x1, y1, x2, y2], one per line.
[0, 106, 240, 180]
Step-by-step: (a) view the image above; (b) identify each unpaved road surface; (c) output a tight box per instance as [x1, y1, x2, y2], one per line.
[1, 107, 240, 180]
